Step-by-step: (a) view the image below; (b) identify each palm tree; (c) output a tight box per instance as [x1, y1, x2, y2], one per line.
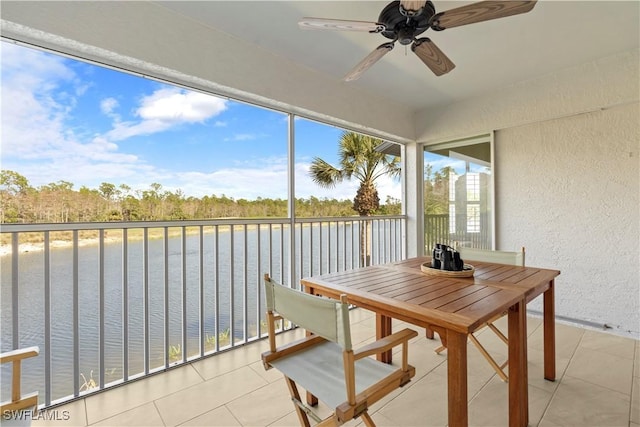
[309, 132, 400, 216]
[309, 132, 401, 266]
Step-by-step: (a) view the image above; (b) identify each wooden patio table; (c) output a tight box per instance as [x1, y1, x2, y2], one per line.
[392, 256, 561, 381]
[300, 258, 559, 427]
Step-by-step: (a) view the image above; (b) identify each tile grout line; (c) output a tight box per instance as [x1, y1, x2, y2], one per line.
[155, 366, 271, 427]
[226, 379, 291, 427]
[86, 399, 164, 426]
[189, 360, 208, 383]
[536, 327, 585, 426]
[152, 399, 168, 427]
[80, 363, 208, 426]
[82, 397, 89, 427]
[560, 344, 636, 397]
[225, 402, 244, 427]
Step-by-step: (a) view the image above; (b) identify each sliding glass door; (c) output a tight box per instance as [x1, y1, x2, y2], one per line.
[423, 134, 494, 252]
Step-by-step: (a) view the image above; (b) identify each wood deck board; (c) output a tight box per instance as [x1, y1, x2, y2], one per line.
[380, 278, 456, 298]
[438, 286, 501, 313]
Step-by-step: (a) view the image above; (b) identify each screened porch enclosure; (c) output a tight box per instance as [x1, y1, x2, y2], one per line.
[0, 1, 638, 424]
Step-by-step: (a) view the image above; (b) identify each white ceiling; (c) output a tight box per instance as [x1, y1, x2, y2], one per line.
[154, 1, 640, 112]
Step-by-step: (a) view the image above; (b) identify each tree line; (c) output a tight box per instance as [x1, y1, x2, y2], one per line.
[0, 170, 401, 224]
[424, 164, 455, 215]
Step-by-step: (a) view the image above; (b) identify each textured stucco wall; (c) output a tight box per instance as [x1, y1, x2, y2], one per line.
[415, 50, 640, 337]
[495, 103, 639, 337]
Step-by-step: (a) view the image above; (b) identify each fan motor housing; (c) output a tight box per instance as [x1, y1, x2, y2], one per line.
[379, 0, 436, 45]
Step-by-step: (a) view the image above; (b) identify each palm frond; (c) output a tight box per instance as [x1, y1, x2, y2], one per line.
[308, 132, 401, 213]
[309, 157, 344, 188]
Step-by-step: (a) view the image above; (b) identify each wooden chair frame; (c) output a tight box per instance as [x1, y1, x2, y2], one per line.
[261, 274, 418, 426]
[0, 346, 40, 414]
[431, 246, 525, 382]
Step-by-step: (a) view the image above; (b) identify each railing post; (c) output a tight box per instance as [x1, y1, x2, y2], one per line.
[72, 230, 79, 397]
[11, 233, 19, 349]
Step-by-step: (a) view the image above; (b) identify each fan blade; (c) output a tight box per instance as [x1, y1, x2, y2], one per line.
[299, 18, 385, 33]
[411, 38, 455, 76]
[431, 1, 537, 30]
[344, 43, 394, 82]
[400, 1, 428, 13]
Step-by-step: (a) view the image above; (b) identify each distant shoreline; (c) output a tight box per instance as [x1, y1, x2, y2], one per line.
[0, 223, 294, 257]
[0, 237, 123, 257]
[0, 226, 226, 257]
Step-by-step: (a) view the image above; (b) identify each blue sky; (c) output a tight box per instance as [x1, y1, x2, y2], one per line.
[1, 41, 401, 201]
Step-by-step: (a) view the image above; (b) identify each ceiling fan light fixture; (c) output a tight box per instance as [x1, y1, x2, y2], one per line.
[397, 27, 415, 45]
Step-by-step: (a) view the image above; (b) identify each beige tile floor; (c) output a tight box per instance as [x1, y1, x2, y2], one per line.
[32, 308, 639, 427]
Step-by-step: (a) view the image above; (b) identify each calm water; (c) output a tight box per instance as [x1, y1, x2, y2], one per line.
[0, 222, 368, 402]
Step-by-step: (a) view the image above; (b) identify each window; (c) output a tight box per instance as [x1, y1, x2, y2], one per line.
[467, 204, 480, 233]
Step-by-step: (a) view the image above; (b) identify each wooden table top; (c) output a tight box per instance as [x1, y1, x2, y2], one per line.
[390, 256, 560, 302]
[301, 263, 528, 334]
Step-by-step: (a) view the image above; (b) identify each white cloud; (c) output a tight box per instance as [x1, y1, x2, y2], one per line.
[75, 83, 90, 97]
[1, 44, 75, 159]
[100, 97, 119, 115]
[0, 42, 74, 83]
[0, 43, 148, 187]
[105, 118, 171, 141]
[224, 133, 257, 142]
[104, 87, 228, 141]
[138, 88, 226, 122]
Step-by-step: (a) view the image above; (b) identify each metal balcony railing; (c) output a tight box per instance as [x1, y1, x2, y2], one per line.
[424, 214, 491, 250]
[0, 215, 405, 407]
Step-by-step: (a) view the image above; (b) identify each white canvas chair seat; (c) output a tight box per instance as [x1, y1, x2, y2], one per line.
[432, 246, 525, 383]
[269, 340, 398, 410]
[261, 274, 417, 426]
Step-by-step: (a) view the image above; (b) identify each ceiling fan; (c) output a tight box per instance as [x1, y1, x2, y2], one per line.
[299, 1, 537, 81]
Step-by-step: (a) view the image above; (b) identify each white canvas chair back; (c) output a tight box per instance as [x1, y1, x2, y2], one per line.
[264, 274, 352, 351]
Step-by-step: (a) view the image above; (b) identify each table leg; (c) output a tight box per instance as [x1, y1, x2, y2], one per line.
[523, 303, 529, 424]
[508, 298, 528, 427]
[446, 330, 468, 427]
[543, 279, 556, 381]
[376, 313, 393, 363]
[426, 326, 435, 340]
